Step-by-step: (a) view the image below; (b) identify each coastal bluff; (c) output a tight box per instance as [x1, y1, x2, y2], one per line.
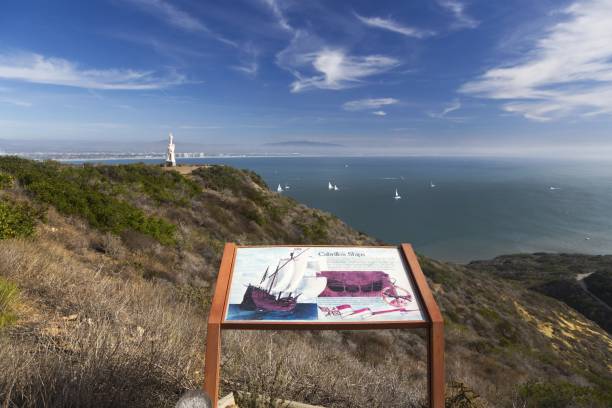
[0, 157, 610, 407]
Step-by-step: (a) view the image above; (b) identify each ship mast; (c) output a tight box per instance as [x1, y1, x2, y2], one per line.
[263, 249, 309, 295]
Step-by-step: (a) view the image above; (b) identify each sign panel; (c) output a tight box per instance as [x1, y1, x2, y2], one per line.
[224, 246, 425, 323]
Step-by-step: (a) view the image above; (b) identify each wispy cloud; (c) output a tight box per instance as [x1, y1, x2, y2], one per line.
[292, 49, 399, 92]
[124, 0, 206, 32]
[343, 97, 399, 111]
[123, 0, 238, 47]
[126, 0, 208, 31]
[277, 33, 400, 93]
[179, 125, 223, 130]
[0, 97, 32, 107]
[438, 0, 479, 29]
[429, 99, 461, 118]
[355, 14, 435, 38]
[232, 43, 259, 78]
[0, 52, 185, 90]
[261, 0, 293, 32]
[372, 110, 387, 116]
[109, 32, 209, 61]
[460, 0, 612, 121]
[232, 62, 258, 77]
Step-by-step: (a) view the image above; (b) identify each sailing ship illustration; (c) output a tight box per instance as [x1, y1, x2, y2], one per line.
[240, 249, 327, 313]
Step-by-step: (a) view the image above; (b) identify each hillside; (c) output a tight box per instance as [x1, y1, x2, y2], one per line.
[470, 254, 612, 333]
[0, 157, 611, 408]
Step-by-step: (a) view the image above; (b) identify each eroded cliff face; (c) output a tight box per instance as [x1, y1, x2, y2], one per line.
[0, 158, 610, 407]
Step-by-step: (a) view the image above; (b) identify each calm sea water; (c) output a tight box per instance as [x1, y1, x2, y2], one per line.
[86, 157, 612, 263]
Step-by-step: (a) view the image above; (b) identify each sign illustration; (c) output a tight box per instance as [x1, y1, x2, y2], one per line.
[224, 246, 425, 322]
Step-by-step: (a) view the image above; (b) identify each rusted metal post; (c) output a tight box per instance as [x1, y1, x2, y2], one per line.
[203, 243, 237, 408]
[401, 244, 444, 407]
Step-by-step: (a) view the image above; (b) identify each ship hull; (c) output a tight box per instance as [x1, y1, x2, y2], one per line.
[317, 271, 393, 297]
[240, 285, 298, 312]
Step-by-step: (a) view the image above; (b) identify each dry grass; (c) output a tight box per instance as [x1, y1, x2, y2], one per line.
[0, 239, 206, 407]
[222, 330, 427, 408]
[0, 236, 431, 408]
[0, 277, 19, 328]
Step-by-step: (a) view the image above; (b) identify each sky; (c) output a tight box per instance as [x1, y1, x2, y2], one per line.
[0, 0, 612, 156]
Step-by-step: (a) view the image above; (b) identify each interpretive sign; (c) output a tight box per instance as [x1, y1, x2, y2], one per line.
[225, 246, 425, 322]
[204, 244, 444, 407]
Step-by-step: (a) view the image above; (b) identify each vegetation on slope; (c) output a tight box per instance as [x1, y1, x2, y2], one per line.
[0, 277, 19, 328]
[469, 253, 612, 333]
[0, 158, 610, 407]
[0, 199, 41, 239]
[0, 158, 177, 244]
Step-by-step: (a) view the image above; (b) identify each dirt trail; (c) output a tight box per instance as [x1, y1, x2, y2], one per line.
[576, 272, 612, 312]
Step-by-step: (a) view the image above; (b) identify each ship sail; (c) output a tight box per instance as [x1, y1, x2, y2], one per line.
[293, 257, 328, 299]
[296, 276, 327, 299]
[277, 184, 283, 192]
[334, 184, 339, 191]
[328, 181, 333, 190]
[266, 259, 294, 293]
[285, 255, 308, 294]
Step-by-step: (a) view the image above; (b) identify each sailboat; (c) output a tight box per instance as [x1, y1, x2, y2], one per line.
[334, 184, 339, 191]
[285, 184, 290, 190]
[394, 189, 401, 200]
[328, 181, 333, 190]
[239, 250, 327, 313]
[277, 184, 283, 192]
[430, 181, 436, 188]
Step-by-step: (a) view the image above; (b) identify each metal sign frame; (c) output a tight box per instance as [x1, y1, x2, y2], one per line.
[203, 243, 444, 407]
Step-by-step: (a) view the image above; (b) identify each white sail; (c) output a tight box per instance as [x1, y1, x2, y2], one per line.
[334, 184, 339, 191]
[295, 258, 327, 299]
[297, 277, 328, 299]
[267, 258, 294, 293]
[285, 255, 308, 293]
[430, 181, 436, 188]
[394, 189, 401, 199]
[328, 181, 333, 190]
[277, 184, 283, 192]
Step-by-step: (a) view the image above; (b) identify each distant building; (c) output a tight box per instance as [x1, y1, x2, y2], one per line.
[165, 133, 176, 167]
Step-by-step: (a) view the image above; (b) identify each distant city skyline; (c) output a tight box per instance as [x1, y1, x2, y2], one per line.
[1, 0, 612, 157]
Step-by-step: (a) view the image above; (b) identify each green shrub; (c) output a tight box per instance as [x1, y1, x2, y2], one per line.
[517, 381, 611, 408]
[91, 163, 200, 205]
[0, 278, 19, 328]
[192, 165, 247, 193]
[0, 157, 176, 245]
[298, 212, 329, 243]
[0, 199, 39, 239]
[0, 172, 13, 189]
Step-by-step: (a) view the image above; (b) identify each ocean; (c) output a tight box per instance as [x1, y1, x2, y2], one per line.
[84, 156, 612, 263]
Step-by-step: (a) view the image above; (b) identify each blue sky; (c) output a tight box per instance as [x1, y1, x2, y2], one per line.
[0, 0, 611, 156]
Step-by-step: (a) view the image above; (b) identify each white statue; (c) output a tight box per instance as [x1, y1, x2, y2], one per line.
[166, 133, 176, 167]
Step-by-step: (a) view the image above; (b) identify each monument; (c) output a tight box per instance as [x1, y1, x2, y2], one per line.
[165, 133, 176, 167]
